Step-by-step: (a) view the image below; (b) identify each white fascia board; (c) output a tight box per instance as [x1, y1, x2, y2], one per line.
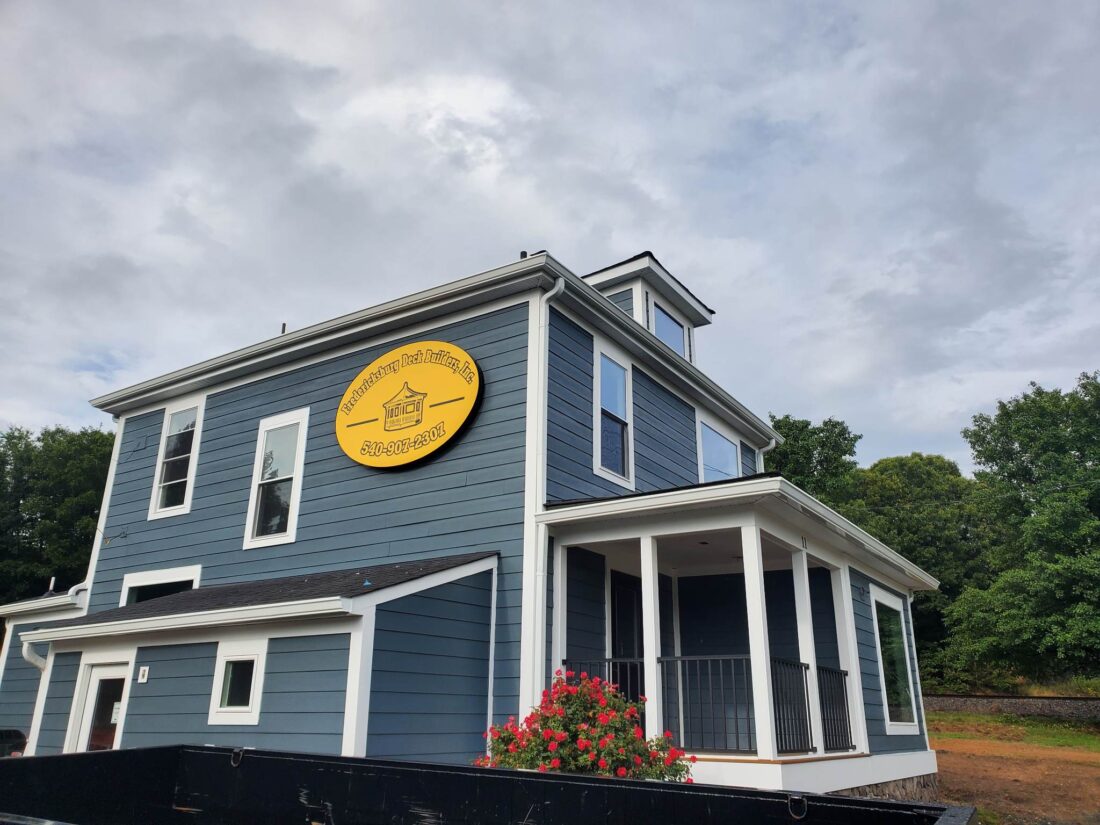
[535, 477, 939, 591]
[18, 597, 353, 644]
[90, 255, 562, 416]
[0, 593, 81, 618]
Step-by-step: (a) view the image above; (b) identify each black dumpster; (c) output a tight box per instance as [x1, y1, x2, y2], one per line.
[0, 745, 974, 825]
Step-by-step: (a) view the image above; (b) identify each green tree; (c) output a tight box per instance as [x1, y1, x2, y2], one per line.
[766, 414, 861, 504]
[944, 372, 1100, 680]
[0, 426, 113, 604]
[831, 454, 993, 665]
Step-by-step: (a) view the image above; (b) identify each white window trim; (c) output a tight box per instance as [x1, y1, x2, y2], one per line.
[651, 299, 691, 361]
[118, 565, 202, 607]
[696, 411, 745, 484]
[868, 583, 920, 735]
[208, 638, 268, 726]
[147, 394, 206, 520]
[242, 407, 310, 550]
[592, 339, 635, 490]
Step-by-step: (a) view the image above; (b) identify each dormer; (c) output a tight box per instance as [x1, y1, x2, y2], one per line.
[583, 252, 714, 364]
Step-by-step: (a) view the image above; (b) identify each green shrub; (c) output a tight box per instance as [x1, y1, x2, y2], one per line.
[474, 670, 695, 781]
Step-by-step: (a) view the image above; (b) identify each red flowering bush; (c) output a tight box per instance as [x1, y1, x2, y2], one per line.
[474, 670, 695, 782]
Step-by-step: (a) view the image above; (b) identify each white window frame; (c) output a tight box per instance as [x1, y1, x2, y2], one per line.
[147, 394, 206, 520]
[651, 300, 690, 360]
[695, 411, 745, 484]
[208, 638, 268, 726]
[868, 583, 919, 735]
[118, 565, 202, 607]
[242, 407, 310, 550]
[592, 340, 635, 490]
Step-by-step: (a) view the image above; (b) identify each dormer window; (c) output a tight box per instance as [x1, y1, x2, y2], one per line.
[653, 302, 687, 357]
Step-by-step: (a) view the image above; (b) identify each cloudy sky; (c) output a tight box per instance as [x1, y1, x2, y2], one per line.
[2, 2, 1097, 471]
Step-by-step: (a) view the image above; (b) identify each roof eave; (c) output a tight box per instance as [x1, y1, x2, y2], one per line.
[91, 255, 561, 416]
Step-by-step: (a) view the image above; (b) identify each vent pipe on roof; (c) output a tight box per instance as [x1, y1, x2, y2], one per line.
[519, 250, 528, 259]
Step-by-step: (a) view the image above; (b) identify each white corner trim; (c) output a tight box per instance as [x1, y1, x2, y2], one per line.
[208, 638, 268, 726]
[868, 583, 920, 735]
[23, 646, 56, 755]
[592, 336, 635, 490]
[242, 406, 310, 551]
[118, 565, 202, 607]
[20, 597, 353, 644]
[147, 393, 206, 521]
[72, 417, 125, 612]
[342, 607, 375, 756]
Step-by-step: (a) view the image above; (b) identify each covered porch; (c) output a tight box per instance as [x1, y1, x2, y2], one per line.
[553, 522, 858, 761]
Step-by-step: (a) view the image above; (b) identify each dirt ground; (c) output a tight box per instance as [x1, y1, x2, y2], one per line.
[932, 736, 1100, 824]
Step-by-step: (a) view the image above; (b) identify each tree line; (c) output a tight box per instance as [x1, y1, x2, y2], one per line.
[767, 371, 1100, 690]
[1, 372, 1097, 690]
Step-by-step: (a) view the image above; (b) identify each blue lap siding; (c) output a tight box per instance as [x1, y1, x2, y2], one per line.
[34, 652, 81, 755]
[850, 569, 926, 753]
[86, 303, 528, 720]
[121, 633, 349, 754]
[546, 309, 698, 503]
[606, 289, 633, 315]
[0, 633, 48, 740]
[367, 571, 493, 764]
[565, 548, 606, 661]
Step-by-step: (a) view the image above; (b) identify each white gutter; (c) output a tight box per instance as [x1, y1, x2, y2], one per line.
[535, 476, 938, 590]
[19, 596, 354, 644]
[0, 592, 81, 618]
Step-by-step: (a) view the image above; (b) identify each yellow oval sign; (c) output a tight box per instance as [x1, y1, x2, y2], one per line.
[335, 340, 481, 468]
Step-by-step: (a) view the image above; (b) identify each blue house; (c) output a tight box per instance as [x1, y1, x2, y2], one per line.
[0, 252, 938, 796]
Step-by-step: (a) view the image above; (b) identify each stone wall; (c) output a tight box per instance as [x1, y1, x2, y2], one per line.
[925, 695, 1100, 721]
[834, 773, 939, 803]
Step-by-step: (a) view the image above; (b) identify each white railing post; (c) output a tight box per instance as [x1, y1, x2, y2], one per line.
[792, 549, 824, 753]
[639, 534, 664, 739]
[742, 523, 777, 758]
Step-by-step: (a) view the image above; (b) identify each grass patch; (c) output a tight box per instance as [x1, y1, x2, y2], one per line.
[927, 710, 1100, 752]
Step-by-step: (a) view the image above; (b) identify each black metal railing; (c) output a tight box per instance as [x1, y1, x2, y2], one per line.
[817, 665, 855, 752]
[562, 658, 645, 701]
[771, 657, 813, 754]
[658, 655, 756, 753]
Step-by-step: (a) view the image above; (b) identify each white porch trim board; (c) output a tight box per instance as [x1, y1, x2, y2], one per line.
[742, 522, 778, 759]
[790, 548, 825, 752]
[638, 534, 663, 739]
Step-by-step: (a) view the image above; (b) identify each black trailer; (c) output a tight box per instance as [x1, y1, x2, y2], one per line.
[0, 745, 973, 825]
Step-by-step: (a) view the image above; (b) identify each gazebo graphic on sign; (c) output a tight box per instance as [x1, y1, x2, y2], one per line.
[383, 382, 428, 431]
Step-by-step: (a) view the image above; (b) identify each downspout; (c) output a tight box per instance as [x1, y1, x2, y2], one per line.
[759, 437, 778, 472]
[22, 641, 46, 672]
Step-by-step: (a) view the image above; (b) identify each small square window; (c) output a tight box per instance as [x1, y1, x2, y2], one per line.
[219, 659, 256, 709]
[700, 423, 739, 482]
[208, 639, 267, 725]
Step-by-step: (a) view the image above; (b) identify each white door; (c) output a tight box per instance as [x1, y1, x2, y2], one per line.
[74, 663, 129, 752]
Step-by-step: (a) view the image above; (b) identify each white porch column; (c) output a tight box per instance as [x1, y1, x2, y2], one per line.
[832, 563, 869, 752]
[551, 544, 568, 675]
[519, 522, 550, 713]
[742, 523, 777, 759]
[639, 534, 664, 739]
[791, 549, 824, 753]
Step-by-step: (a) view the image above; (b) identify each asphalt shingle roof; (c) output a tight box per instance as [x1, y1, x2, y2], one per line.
[46, 551, 497, 629]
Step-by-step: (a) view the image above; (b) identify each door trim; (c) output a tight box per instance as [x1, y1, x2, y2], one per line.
[63, 647, 136, 753]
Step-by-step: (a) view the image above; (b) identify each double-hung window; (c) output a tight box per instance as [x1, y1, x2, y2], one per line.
[869, 584, 919, 734]
[699, 422, 739, 482]
[148, 395, 205, 519]
[243, 408, 309, 550]
[208, 639, 267, 725]
[594, 347, 633, 487]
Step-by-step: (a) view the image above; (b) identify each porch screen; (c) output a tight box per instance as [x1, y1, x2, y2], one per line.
[874, 601, 915, 723]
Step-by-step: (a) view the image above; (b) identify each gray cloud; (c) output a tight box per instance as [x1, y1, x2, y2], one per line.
[1, 1, 1098, 472]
